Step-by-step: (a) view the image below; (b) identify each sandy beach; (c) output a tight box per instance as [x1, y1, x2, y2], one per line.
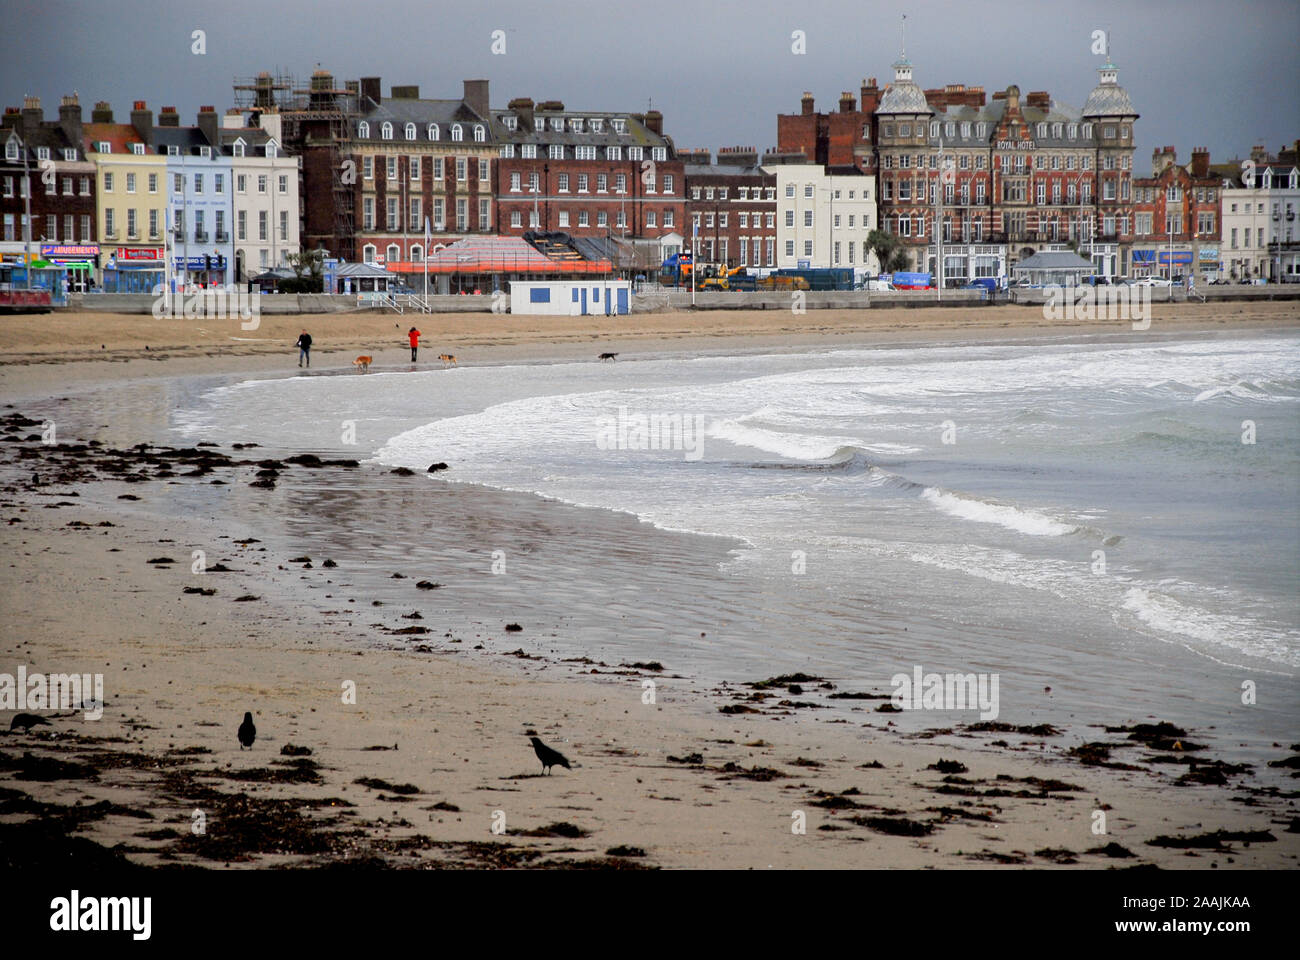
[2, 303, 1298, 870]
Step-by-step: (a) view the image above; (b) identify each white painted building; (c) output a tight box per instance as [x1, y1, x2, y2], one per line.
[509, 278, 630, 315]
[1219, 154, 1299, 283]
[767, 163, 878, 272]
[219, 112, 300, 281]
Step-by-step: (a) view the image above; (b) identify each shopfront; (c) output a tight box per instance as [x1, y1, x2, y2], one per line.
[173, 254, 229, 289]
[103, 247, 164, 293]
[1131, 247, 1192, 280]
[41, 244, 100, 292]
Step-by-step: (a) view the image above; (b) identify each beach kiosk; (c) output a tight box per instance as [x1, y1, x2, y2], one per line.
[508, 279, 630, 316]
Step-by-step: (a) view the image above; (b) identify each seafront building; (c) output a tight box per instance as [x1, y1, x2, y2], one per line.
[0, 95, 98, 285]
[766, 158, 878, 272]
[153, 106, 234, 288]
[1214, 143, 1300, 283]
[1130, 145, 1222, 281]
[680, 147, 778, 270]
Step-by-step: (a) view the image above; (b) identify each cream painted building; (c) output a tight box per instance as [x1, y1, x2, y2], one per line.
[84, 107, 168, 289]
[768, 162, 878, 272]
[1218, 152, 1300, 283]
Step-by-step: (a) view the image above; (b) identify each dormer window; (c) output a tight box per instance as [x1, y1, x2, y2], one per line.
[232, 140, 245, 157]
[1067, 123, 1077, 139]
[473, 124, 485, 142]
[96, 141, 110, 153]
[451, 124, 463, 141]
[265, 143, 277, 158]
[930, 122, 939, 138]
[534, 117, 544, 132]
[35, 146, 50, 160]
[1053, 123, 1062, 138]
[612, 118, 626, 134]
[501, 115, 517, 131]
[570, 118, 583, 133]
[1082, 123, 1093, 139]
[976, 123, 987, 138]
[199, 145, 211, 157]
[358, 121, 370, 138]
[590, 118, 603, 133]
[428, 123, 439, 141]
[1037, 123, 1047, 138]
[945, 122, 955, 138]
[405, 123, 416, 141]
[62, 148, 76, 161]
[549, 118, 563, 132]
[130, 143, 144, 155]
[380, 122, 393, 140]
[167, 144, 180, 156]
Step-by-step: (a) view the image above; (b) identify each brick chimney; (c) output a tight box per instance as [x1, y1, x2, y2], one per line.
[860, 77, 880, 113]
[21, 95, 42, 135]
[1026, 90, 1051, 111]
[91, 100, 113, 123]
[643, 110, 663, 135]
[1, 107, 19, 132]
[679, 148, 711, 165]
[1249, 143, 1269, 163]
[508, 97, 535, 130]
[58, 93, 82, 146]
[1190, 146, 1209, 179]
[159, 106, 180, 127]
[718, 146, 758, 166]
[462, 79, 489, 118]
[801, 91, 815, 116]
[839, 91, 856, 113]
[197, 105, 218, 146]
[130, 100, 153, 145]
[359, 77, 381, 107]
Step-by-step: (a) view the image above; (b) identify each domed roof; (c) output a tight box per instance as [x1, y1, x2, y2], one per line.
[1082, 60, 1136, 118]
[877, 57, 932, 116]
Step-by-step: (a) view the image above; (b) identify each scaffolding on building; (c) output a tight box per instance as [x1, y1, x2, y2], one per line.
[232, 71, 359, 256]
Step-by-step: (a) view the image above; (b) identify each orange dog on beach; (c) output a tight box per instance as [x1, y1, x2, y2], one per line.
[438, 354, 457, 367]
[353, 355, 372, 371]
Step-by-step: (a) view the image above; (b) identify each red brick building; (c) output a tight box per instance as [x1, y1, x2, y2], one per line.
[493, 99, 685, 242]
[681, 147, 777, 268]
[1, 95, 97, 278]
[776, 82, 880, 175]
[1130, 146, 1221, 279]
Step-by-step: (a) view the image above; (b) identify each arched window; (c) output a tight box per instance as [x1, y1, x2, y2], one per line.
[451, 124, 463, 142]
[1037, 123, 1047, 138]
[386, 244, 400, 263]
[358, 121, 370, 138]
[427, 123, 439, 141]
[473, 124, 485, 142]
[1082, 123, 1093, 139]
[410, 244, 423, 261]
[405, 123, 416, 141]
[363, 244, 377, 263]
[381, 122, 393, 140]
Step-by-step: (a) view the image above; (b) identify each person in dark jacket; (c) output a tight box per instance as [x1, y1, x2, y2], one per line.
[296, 330, 312, 367]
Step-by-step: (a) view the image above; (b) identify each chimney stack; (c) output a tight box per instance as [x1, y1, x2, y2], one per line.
[159, 106, 180, 127]
[58, 93, 82, 146]
[130, 100, 153, 145]
[643, 109, 663, 135]
[839, 91, 856, 113]
[801, 91, 815, 116]
[1190, 146, 1209, 179]
[20, 95, 42, 135]
[359, 77, 381, 107]
[508, 97, 534, 130]
[717, 146, 758, 166]
[462, 79, 489, 118]
[197, 105, 218, 146]
[91, 100, 113, 123]
[860, 77, 880, 113]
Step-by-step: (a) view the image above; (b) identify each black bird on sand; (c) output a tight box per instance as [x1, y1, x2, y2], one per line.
[530, 736, 571, 774]
[9, 713, 52, 732]
[237, 712, 256, 749]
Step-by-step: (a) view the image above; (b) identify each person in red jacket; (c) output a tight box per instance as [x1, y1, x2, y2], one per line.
[408, 326, 421, 362]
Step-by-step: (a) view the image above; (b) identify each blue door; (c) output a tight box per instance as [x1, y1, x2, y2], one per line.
[617, 288, 629, 315]
[580, 288, 588, 315]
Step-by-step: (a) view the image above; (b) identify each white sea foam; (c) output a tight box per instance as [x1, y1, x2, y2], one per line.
[920, 488, 1078, 536]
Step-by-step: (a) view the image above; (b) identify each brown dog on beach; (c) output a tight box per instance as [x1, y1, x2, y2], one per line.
[438, 354, 457, 367]
[353, 355, 372, 371]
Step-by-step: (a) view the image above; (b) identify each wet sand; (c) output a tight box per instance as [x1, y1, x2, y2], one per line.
[1, 309, 1298, 869]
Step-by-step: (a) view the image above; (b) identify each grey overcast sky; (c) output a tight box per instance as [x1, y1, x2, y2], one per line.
[4, 0, 1297, 169]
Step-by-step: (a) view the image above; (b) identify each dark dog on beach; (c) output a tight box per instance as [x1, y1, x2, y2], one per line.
[9, 713, 51, 733]
[598, 352, 618, 362]
[238, 712, 256, 750]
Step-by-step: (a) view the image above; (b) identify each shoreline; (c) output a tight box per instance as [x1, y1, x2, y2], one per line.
[2, 309, 1299, 869]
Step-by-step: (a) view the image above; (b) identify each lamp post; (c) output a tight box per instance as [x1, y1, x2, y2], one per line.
[21, 136, 31, 289]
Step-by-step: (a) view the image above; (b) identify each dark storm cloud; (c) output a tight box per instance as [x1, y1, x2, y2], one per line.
[5, 0, 1297, 168]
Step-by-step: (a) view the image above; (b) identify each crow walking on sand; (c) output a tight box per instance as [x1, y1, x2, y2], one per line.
[530, 736, 572, 774]
[9, 713, 51, 733]
[238, 712, 257, 750]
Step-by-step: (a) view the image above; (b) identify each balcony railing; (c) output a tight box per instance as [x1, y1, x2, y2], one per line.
[194, 231, 208, 242]
[215, 231, 229, 243]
